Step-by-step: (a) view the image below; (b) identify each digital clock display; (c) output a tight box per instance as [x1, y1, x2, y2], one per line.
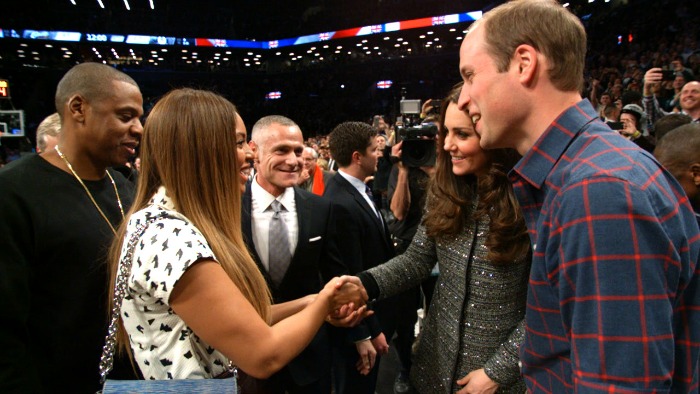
[86, 33, 108, 42]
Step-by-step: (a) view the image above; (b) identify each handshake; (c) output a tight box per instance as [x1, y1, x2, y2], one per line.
[319, 275, 373, 327]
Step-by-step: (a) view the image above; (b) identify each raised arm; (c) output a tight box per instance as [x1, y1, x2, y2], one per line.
[170, 263, 366, 379]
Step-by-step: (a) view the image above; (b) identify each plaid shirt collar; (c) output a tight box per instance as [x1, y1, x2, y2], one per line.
[512, 99, 598, 189]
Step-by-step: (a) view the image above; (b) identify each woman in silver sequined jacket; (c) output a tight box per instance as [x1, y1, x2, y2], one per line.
[358, 82, 531, 393]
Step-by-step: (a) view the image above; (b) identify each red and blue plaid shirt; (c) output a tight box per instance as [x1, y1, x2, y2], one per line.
[511, 99, 700, 393]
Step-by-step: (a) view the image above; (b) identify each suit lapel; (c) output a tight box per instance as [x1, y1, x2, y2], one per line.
[292, 187, 308, 260]
[336, 175, 385, 232]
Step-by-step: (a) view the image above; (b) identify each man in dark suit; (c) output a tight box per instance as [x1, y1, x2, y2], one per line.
[323, 121, 399, 394]
[241, 115, 345, 394]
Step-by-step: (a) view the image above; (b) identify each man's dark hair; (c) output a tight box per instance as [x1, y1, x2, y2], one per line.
[55, 62, 138, 117]
[328, 121, 376, 168]
[654, 113, 693, 141]
[621, 90, 642, 107]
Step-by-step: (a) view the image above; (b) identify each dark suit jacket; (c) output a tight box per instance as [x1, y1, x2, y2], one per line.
[323, 172, 397, 342]
[242, 182, 345, 385]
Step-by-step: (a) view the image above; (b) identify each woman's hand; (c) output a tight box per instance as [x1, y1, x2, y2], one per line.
[455, 368, 499, 394]
[325, 304, 373, 327]
[319, 275, 368, 313]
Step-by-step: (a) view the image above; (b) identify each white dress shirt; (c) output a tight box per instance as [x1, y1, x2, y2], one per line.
[250, 177, 298, 271]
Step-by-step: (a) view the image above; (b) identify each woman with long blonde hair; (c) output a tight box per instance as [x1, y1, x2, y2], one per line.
[106, 88, 366, 381]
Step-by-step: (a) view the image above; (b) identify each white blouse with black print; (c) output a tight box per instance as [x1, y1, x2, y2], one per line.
[119, 186, 230, 380]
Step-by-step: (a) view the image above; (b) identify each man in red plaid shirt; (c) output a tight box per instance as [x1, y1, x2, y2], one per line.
[458, 0, 700, 392]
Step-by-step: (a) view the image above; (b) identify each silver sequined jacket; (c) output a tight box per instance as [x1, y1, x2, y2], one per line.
[366, 216, 529, 393]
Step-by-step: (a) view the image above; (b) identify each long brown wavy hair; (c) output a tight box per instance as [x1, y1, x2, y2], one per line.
[423, 82, 530, 265]
[108, 88, 271, 355]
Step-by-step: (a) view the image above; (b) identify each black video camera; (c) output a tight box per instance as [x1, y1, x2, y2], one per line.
[396, 123, 438, 167]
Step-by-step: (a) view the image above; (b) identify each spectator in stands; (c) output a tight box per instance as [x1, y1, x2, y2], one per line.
[298, 146, 334, 195]
[643, 68, 700, 134]
[107, 89, 368, 383]
[589, 79, 612, 116]
[372, 134, 392, 210]
[458, 1, 700, 391]
[0, 62, 143, 393]
[601, 103, 620, 123]
[619, 104, 655, 152]
[35, 112, 61, 153]
[653, 113, 693, 141]
[654, 123, 700, 225]
[358, 82, 530, 393]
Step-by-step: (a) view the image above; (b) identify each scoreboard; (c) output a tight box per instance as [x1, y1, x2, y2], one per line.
[0, 79, 9, 98]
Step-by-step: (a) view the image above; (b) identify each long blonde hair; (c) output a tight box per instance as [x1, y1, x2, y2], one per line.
[108, 88, 271, 355]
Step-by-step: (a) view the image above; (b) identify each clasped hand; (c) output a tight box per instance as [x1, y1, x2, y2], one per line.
[322, 276, 372, 327]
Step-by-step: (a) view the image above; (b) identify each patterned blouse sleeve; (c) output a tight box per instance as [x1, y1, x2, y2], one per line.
[129, 216, 217, 303]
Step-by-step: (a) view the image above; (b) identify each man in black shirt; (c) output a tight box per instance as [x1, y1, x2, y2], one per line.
[0, 62, 144, 393]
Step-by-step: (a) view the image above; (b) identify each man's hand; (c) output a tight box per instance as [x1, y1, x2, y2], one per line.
[391, 140, 406, 171]
[455, 368, 499, 394]
[297, 168, 310, 185]
[644, 68, 663, 96]
[355, 339, 377, 375]
[371, 332, 389, 355]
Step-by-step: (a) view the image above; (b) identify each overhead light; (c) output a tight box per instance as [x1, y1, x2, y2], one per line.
[123, 0, 130, 10]
[149, 0, 155, 9]
[97, 0, 105, 9]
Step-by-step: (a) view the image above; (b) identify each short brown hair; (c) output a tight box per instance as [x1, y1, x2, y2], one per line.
[328, 121, 376, 168]
[479, 0, 586, 92]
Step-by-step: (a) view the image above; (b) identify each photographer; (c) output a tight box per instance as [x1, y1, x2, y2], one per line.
[619, 104, 655, 152]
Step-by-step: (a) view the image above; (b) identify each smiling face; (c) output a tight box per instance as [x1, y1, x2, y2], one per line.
[234, 113, 253, 193]
[458, 25, 520, 150]
[442, 102, 490, 177]
[680, 81, 700, 114]
[254, 122, 304, 196]
[80, 80, 144, 168]
[302, 147, 317, 173]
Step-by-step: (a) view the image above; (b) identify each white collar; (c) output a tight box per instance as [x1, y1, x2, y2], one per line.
[338, 169, 367, 194]
[251, 176, 295, 212]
